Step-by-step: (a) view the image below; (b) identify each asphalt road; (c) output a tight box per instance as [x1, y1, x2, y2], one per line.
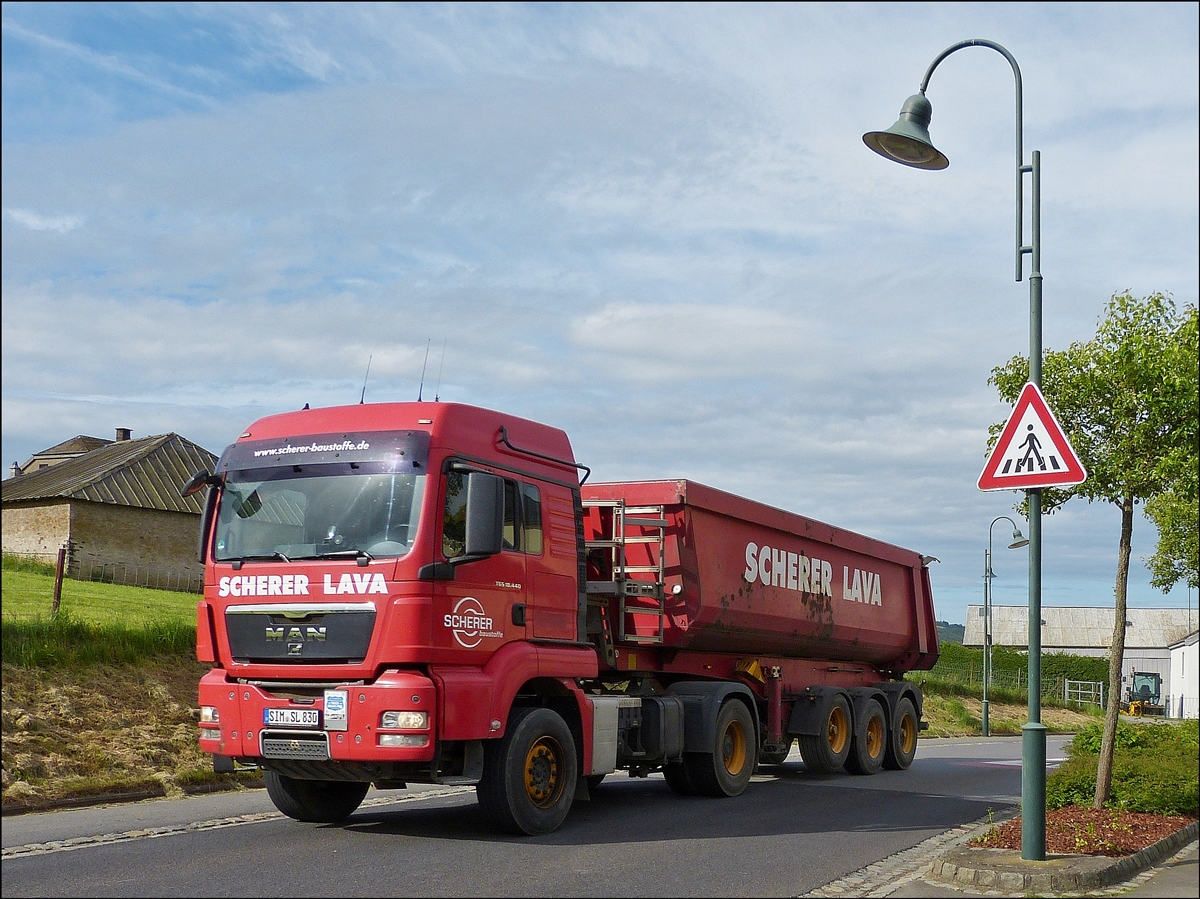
[2, 735, 1070, 898]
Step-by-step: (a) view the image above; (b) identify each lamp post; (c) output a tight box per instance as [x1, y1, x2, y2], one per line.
[864, 39, 1048, 860]
[983, 516, 1030, 736]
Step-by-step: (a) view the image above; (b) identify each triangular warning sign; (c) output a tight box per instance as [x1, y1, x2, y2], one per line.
[978, 382, 1087, 491]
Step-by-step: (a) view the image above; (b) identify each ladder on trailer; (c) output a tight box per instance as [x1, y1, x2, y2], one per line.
[583, 499, 668, 649]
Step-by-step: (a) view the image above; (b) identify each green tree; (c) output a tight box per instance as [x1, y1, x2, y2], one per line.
[1144, 306, 1199, 592]
[989, 291, 1197, 809]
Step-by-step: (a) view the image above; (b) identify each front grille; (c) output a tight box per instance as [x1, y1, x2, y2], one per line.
[261, 731, 330, 761]
[225, 604, 376, 663]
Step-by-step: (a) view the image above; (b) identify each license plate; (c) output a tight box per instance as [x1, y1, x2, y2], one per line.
[264, 707, 319, 727]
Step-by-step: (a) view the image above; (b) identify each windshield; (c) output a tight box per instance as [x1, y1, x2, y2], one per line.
[214, 467, 425, 562]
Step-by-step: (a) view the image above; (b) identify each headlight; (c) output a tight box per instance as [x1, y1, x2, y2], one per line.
[200, 727, 221, 741]
[381, 710, 428, 730]
[200, 706, 220, 724]
[378, 733, 429, 748]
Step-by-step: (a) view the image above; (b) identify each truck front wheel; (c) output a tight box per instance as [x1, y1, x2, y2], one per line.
[845, 698, 887, 775]
[798, 694, 852, 773]
[686, 699, 757, 797]
[264, 771, 369, 823]
[477, 706, 578, 835]
[883, 697, 919, 770]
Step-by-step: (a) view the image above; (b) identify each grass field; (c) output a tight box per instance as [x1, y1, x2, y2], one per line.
[2, 564, 197, 626]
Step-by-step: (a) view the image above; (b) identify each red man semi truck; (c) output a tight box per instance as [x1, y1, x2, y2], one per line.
[184, 401, 939, 835]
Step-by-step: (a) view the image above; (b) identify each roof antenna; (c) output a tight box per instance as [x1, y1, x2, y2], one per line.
[417, 339, 431, 401]
[434, 339, 447, 402]
[359, 354, 372, 404]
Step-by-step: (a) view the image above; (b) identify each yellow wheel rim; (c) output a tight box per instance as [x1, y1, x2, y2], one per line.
[524, 736, 564, 808]
[866, 714, 885, 760]
[899, 713, 916, 755]
[721, 719, 748, 776]
[827, 706, 849, 755]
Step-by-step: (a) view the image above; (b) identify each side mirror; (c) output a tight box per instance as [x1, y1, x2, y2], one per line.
[181, 469, 219, 498]
[464, 472, 504, 557]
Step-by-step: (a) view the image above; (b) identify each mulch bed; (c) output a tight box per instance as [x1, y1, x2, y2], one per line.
[972, 806, 1197, 857]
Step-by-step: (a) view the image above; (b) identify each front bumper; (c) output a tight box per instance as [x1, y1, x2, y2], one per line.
[198, 668, 437, 764]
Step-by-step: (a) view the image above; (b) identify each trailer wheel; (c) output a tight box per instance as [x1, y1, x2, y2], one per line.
[883, 697, 919, 770]
[477, 706, 577, 835]
[798, 693, 852, 773]
[686, 699, 757, 797]
[845, 698, 887, 775]
[663, 761, 696, 795]
[264, 771, 369, 823]
[758, 738, 794, 767]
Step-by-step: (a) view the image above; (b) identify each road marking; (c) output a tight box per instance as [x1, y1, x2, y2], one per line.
[1, 787, 474, 860]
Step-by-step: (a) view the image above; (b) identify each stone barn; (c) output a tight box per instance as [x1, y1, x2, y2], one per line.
[2, 432, 217, 590]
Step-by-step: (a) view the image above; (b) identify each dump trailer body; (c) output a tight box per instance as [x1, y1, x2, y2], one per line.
[582, 479, 938, 674]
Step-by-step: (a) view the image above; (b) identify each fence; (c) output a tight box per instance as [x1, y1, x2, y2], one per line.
[923, 661, 1100, 706]
[1064, 679, 1105, 708]
[3, 548, 203, 594]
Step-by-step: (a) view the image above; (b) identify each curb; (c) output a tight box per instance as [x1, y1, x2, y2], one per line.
[1, 775, 265, 818]
[928, 819, 1200, 894]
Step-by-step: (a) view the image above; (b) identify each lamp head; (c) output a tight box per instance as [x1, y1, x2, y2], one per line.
[862, 92, 949, 170]
[1008, 527, 1030, 550]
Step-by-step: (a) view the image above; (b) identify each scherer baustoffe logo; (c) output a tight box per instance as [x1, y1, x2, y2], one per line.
[444, 596, 504, 648]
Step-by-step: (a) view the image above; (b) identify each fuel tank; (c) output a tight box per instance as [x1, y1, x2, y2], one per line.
[581, 479, 939, 673]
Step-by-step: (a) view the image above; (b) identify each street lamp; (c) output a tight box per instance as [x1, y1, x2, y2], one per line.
[983, 516, 1029, 737]
[864, 39, 1048, 860]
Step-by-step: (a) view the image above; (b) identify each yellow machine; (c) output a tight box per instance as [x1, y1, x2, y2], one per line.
[1123, 671, 1166, 717]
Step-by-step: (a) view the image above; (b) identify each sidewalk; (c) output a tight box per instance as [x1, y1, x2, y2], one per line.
[885, 839, 1197, 897]
[804, 815, 1198, 898]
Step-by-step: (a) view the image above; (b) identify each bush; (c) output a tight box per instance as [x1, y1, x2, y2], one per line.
[2, 553, 57, 576]
[1, 612, 196, 667]
[1047, 720, 1200, 817]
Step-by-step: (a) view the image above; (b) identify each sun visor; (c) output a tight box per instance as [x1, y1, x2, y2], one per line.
[217, 430, 431, 475]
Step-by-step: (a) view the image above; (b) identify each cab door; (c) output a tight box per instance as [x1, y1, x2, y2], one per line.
[434, 469, 526, 657]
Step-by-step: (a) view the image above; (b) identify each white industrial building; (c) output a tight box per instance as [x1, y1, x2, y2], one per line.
[1167, 631, 1199, 719]
[964, 606, 1197, 718]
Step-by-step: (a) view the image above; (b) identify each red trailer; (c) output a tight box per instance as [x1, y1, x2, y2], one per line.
[186, 401, 939, 835]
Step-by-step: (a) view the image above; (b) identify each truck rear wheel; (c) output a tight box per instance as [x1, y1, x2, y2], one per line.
[264, 771, 369, 823]
[477, 706, 577, 835]
[845, 698, 887, 775]
[685, 700, 757, 797]
[883, 697, 919, 770]
[798, 693, 852, 773]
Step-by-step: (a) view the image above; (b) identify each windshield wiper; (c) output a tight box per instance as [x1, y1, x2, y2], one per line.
[306, 548, 376, 567]
[312, 549, 374, 561]
[229, 551, 291, 569]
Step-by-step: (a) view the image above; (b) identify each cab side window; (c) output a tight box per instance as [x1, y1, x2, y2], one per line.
[442, 471, 466, 558]
[502, 479, 518, 551]
[521, 483, 543, 555]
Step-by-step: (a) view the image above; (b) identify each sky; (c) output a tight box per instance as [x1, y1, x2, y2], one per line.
[2, 2, 1197, 627]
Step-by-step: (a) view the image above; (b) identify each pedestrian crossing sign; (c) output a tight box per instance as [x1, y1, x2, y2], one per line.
[978, 382, 1087, 491]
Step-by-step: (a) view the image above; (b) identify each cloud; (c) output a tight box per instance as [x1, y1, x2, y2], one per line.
[2, 3, 1196, 624]
[4, 208, 83, 233]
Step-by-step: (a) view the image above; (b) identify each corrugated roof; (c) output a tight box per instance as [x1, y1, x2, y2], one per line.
[964, 605, 1198, 651]
[1, 433, 218, 515]
[29, 434, 113, 458]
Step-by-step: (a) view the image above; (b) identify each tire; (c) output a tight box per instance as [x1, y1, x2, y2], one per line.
[883, 697, 919, 770]
[685, 700, 757, 797]
[758, 738, 794, 767]
[477, 707, 578, 835]
[845, 698, 887, 775]
[798, 693, 852, 773]
[264, 771, 369, 823]
[663, 761, 696, 795]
